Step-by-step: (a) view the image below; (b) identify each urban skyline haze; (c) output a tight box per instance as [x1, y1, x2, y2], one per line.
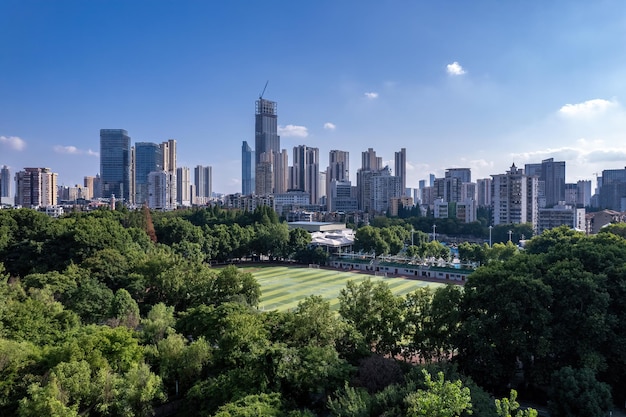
[2, 1, 626, 193]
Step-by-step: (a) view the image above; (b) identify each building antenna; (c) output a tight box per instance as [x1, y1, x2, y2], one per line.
[259, 80, 269, 99]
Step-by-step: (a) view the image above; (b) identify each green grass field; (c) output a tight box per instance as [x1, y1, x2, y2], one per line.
[242, 265, 445, 312]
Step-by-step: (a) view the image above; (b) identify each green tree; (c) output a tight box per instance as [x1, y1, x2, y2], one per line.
[338, 279, 404, 356]
[495, 390, 537, 417]
[548, 367, 611, 417]
[212, 393, 286, 417]
[327, 383, 372, 417]
[109, 288, 140, 328]
[141, 303, 176, 344]
[405, 370, 472, 417]
[209, 265, 261, 307]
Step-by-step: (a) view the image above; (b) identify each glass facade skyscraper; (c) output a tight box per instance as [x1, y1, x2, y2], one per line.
[134, 142, 162, 205]
[100, 129, 131, 201]
[0, 165, 11, 199]
[254, 98, 279, 165]
[242, 141, 255, 195]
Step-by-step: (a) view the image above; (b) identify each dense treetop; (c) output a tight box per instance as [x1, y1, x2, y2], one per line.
[0, 207, 624, 416]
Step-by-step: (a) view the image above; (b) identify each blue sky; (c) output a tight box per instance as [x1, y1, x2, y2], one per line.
[2, 0, 626, 194]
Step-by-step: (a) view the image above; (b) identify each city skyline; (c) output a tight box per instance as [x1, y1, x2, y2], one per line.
[3, 2, 626, 193]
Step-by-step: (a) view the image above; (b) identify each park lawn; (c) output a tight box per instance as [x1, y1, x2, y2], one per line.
[241, 265, 445, 312]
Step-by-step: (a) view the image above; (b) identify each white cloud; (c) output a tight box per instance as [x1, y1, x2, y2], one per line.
[54, 145, 99, 156]
[324, 122, 336, 131]
[0, 135, 26, 151]
[558, 98, 617, 118]
[278, 124, 309, 138]
[364, 92, 379, 99]
[446, 61, 466, 76]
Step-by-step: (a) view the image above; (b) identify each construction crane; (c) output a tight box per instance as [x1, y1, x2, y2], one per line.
[259, 80, 269, 99]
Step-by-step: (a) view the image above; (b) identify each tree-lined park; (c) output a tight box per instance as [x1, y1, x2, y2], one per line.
[2, 205, 626, 416]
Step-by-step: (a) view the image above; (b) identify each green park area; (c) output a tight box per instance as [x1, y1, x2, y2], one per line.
[243, 265, 445, 312]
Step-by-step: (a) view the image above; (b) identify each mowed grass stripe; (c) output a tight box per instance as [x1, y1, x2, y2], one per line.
[243, 266, 444, 312]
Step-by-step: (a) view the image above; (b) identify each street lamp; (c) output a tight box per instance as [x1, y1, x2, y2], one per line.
[488, 225, 493, 248]
[432, 224, 437, 242]
[508, 230, 513, 242]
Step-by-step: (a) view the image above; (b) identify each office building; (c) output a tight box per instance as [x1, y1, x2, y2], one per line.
[446, 168, 471, 183]
[598, 167, 626, 211]
[15, 167, 58, 207]
[241, 141, 255, 195]
[525, 158, 565, 208]
[1, 165, 11, 199]
[176, 167, 192, 207]
[328, 179, 358, 212]
[255, 97, 280, 166]
[100, 129, 131, 201]
[491, 163, 538, 230]
[538, 203, 585, 234]
[134, 142, 162, 205]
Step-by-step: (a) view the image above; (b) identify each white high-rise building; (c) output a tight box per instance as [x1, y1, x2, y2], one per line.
[148, 170, 175, 210]
[491, 163, 538, 230]
[161, 139, 177, 209]
[194, 165, 212, 204]
[176, 167, 191, 207]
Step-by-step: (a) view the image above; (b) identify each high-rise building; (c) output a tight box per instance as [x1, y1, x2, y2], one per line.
[176, 167, 192, 207]
[160, 139, 177, 209]
[1, 165, 11, 201]
[525, 158, 565, 208]
[241, 141, 255, 195]
[129, 146, 135, 205]
[194, 165, 212, 204]
[327, 150, 349, 210]
[394, 148, 407, 192]
[255, 98, 280, 166]
[134, 142, 162, 205]
[476, 178, 492, 208]
[577, 180, 592, 207]
[148, 171, 175, 210]
[292, 145, 320, 204]
[83, 176, 95, 200]
[598, 168, 626, 211]
[273, 149, 289, 194]
[361, 148, 382, 172]
[446, 168, 471, 183]
[328, 150, 350, 182]
[100, 129, 131, 201]
[328, 180, 358, 212]
[491, 163, 538, 229]
[15, 167, 58, 207]
[371, 166, 402, 213]
[255, 160, 273, 196]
